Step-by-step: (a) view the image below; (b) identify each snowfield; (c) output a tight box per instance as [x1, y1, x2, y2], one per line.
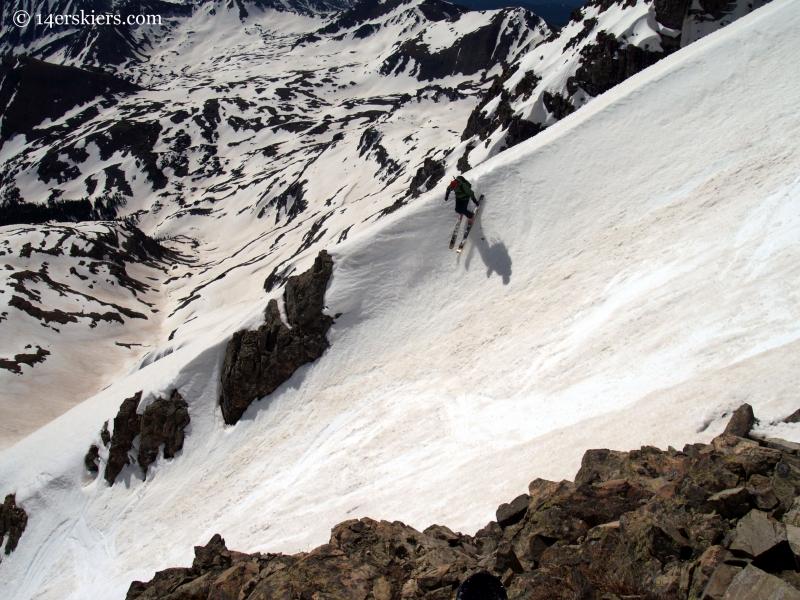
[2, 0, 800, 598]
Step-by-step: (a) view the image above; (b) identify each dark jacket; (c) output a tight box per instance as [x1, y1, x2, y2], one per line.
[445, 176, 476, 203]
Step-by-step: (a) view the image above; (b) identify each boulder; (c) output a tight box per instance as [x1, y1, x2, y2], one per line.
[765, 438, 800, 455]
[722, 564, 800, 599]
[702, 562, 743, 599]
[494, 541, 524, 574]
[722, 404, 755, 438]
[688, 545, 733, 599]
[497, 494, 529, 528]
[574, 448, 627, 485]
[730, 510, 785, 558]
[773, 457, 800, 509]
[746, 474, 780, 511]
[220, 250, 334, 424]
[192, 534, 232, 574]
[706, 487, 752, 519]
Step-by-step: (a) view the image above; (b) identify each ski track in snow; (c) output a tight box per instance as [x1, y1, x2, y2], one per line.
[1, 0, 800, 598]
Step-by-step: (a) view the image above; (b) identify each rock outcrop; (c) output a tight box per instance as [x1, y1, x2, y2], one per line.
[137, 391, 191, 473]
[105, 392, 143, 484]
[127, 403, 800, 599]
[84, 390, 190, 484]
[0, 493, 27, 561]
[220, 250, 334, 425]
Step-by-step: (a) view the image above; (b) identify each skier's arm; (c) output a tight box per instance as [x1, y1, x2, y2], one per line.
[444, 188, 451, 202]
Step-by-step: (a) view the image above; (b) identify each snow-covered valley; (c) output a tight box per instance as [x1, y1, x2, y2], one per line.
[2, 0, 800, 597]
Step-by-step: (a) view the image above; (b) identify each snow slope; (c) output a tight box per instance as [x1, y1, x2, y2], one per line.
[0, 0, 549, 448]
[2, 0, 800, 597]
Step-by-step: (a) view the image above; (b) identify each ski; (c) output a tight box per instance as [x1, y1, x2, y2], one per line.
[448, 214, 463, 249]
[456, 195, 484, 253]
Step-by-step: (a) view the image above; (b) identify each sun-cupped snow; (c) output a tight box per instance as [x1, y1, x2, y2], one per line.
[1, 0, 799, 597]
[0, 0, 549, 447]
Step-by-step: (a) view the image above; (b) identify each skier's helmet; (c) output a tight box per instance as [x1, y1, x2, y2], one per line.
[456, 572, 507, 600]
[449, 178, 458, 189]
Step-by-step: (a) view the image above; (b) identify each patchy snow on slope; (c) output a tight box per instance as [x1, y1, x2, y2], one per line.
[1, 0, 799, 598]
[0, 0, 547, 448]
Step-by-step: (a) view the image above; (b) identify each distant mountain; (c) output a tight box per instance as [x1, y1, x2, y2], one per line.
[454, 0, 587, 27]
[0, 0, 355, 71]
[448, 0, 773, 171]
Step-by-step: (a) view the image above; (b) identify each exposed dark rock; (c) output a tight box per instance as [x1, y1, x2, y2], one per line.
[457, 142, 475, 172]
[566, 32, 663, 99]
[358, 128, 402, 181]
[101, 390, 190, 484]
[0, 55, 140, 143]
[654, 0, 693, 30]
[105, 392, 142, 484]
[1, 494, 28, 558]
[0, 345, 50, 374]
[0, 198, 95, 227]
[543, 91, 575, 120]
[723, 403, 756, 437]
[706, 487, 752, 519]
[85, 444, 100, 473]
[765, 437, 800, 455]
[381, 12, 527, 81]
[408, 157, 445, 198]
[729, 509, 786, 559]
[128, 406, 800, 599]
[784, 408, 800, 424]
[564, 17, 598, 50]
[497, 494, 529, 528]
[723, 564, 800, 599]
[220, 250, 334, 425]
[317, 0, 416, 36]
[137, 391, 190, 473]
[504, 116, 544, 149]
[100, 421, 111, 445]
[462, 65, 519, 142]
[512, 70, 540, 101]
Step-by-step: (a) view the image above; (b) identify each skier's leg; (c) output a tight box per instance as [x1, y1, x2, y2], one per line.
[455, 199, 473, 219]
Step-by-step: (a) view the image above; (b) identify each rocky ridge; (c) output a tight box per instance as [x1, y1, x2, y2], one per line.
[127, 404, 800, 599]
[220, 249, 334, 425]
[451, 0, 773, 169]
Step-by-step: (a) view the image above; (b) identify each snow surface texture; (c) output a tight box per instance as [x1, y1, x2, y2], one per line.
[0, 0, 549, 447]
[1, 0, 800, 597]
[0, 0, 766, 450]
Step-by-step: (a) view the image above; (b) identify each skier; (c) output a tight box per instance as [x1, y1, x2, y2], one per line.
[445, 175, 480, 224]
[456, 572, 507, 600]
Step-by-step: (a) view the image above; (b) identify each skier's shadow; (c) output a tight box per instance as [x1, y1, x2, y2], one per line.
[464, 229, 512, 284]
